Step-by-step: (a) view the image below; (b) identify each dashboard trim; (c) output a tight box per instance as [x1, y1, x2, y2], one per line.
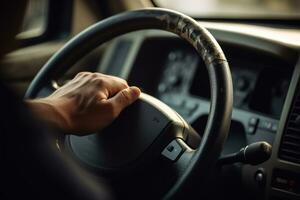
[266, 57, 300, 199]
[98, 23, 299, 75]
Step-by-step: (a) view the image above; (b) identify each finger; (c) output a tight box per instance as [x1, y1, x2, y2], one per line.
[100, 74, 129, 87]
[106, 86, 141, 116]
[100, 77, 129, 97]
[92, 72, 128, 87]
[74, 73, 128, 98]
[85, 73, 129, 96]
[74, 71, 92, 79]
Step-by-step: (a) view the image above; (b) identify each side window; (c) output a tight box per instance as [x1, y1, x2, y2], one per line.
[17, 0, 73, 46]
[18, 0, 49, 39]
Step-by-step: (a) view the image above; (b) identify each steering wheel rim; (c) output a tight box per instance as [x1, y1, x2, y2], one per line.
[25, 8, 233, 199]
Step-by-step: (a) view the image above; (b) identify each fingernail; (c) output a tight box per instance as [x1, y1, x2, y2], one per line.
[129, 86, 141, 98]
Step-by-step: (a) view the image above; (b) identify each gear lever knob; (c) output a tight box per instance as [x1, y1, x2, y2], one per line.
[218, 141, 272, 166]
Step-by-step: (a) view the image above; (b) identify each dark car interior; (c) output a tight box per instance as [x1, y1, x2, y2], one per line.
[1, 0, 300, 199]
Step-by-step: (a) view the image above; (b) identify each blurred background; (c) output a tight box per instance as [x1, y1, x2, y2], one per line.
[155, 0, 300, 18]
[21, 0, 48, 38]
[20, 0, 300, 39]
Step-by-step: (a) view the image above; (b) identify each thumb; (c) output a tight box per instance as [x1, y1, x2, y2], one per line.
[108, 86, 141, 115]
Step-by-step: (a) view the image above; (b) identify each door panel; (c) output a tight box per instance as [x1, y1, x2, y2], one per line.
[0, 0, 103, 97]
[0, 41, 64, 96]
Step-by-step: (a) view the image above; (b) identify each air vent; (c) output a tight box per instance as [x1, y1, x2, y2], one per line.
[279, 89, 300, 164]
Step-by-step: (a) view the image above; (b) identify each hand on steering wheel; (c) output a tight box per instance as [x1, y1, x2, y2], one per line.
[27, 72, 140, 135]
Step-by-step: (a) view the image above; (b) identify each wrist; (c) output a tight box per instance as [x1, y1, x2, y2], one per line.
[26, 99, 70, 132]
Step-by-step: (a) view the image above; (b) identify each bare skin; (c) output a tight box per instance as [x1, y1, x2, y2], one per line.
[27, 72, 141, 135]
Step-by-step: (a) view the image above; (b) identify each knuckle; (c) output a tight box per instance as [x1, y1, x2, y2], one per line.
[77, 72, 91, 77]
[119, 82, 128, 90]
[76, 72, 84, 77]
[107, 75, 128, 87]
[91, 78, 105, 87]
[115, 77, 128, 86]
[90, 73, 99, 78]
[94, 72, 104, 77]
[120, 89, 131, 103]
[121, 79, 128, 87]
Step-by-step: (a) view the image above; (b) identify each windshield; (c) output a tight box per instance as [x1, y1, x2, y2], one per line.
[154, 0, 300, 19]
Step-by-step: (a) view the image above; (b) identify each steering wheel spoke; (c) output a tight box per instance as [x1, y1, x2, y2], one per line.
[161, 138, 195, 173]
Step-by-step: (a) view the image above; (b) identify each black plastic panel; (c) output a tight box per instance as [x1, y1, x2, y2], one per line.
[279, 82, 300, 164]
[106, 40, 133, 76]
[272, 169, 300, 195]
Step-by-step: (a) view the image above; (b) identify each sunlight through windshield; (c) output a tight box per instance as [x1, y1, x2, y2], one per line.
[154, 0, 300, 19]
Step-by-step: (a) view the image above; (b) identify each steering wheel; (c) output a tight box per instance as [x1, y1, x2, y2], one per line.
[25, 8, 233, 199]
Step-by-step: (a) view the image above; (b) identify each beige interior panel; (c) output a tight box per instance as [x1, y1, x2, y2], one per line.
[0, 0, 104, 96]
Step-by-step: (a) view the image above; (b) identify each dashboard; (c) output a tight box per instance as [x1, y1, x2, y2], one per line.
[97, 25, 300, 200]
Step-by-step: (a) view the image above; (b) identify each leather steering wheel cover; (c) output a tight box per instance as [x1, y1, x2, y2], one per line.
[25, 8, 233, 199]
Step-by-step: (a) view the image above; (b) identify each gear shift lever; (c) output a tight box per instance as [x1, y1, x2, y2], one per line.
[217, 141, 272, 166]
